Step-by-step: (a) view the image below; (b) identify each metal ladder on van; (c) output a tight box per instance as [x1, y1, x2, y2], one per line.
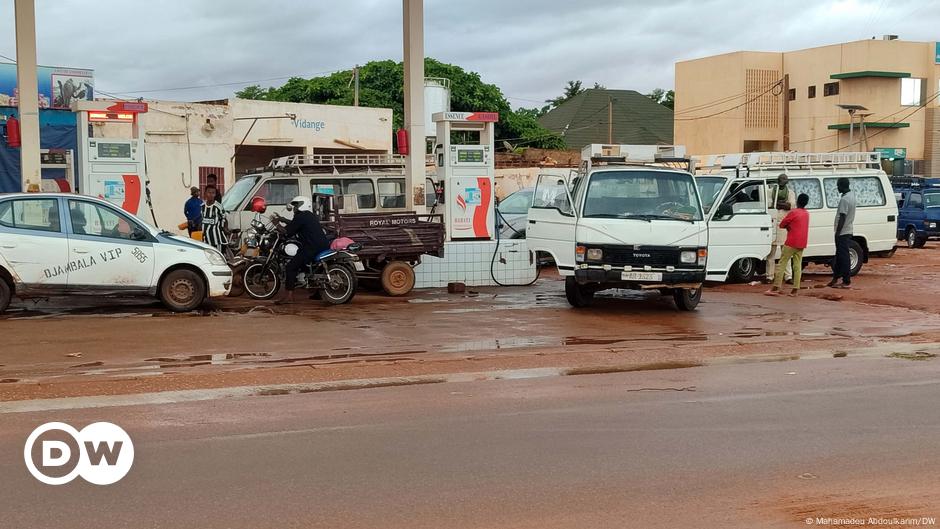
[268, 153, 406, 175]
[696, 152, 881, 173]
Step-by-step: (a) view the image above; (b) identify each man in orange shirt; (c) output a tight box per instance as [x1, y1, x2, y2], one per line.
[766, 193, 810, 297]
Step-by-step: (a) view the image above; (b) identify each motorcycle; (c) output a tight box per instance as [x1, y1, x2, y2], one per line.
[241, 213, 363, 304]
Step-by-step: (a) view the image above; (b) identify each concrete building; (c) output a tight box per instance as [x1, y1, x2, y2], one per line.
[91, 98, 392, 229]
[675, 38, 940, 175]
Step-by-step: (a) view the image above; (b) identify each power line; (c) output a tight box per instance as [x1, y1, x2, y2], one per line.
[674, 77, 785, 117]
[105, 67, 347, 95]
[829, 89, 940, 152]
[675, 79, 783, 121]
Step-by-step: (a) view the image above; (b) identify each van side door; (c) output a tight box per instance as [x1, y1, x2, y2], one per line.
[706, 179, 774, 282]
[526, 175, 577, 274]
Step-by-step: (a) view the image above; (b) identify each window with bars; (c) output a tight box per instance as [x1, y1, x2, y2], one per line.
[788, 88, 796, 101]
[808, 86, 816, 99]
[823, 82, 839, 97]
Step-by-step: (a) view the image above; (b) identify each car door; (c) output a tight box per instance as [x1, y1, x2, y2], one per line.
[526, 174, 577, 272]
[908, 191, 925, 238]
[0, 197, 69, 289]
[706, 180, 774, 282]
[65, 198, 155, 291]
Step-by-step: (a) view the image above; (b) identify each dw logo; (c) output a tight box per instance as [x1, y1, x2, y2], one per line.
[24, 422, 134, 485]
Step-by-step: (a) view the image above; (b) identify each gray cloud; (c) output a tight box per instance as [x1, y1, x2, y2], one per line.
[1, 0, 937, 108]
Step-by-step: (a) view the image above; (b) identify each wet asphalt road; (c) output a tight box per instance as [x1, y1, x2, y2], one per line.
[1, 354, 939, 528]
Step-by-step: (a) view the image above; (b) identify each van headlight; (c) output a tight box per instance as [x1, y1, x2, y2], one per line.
[586, 248, 603, 261]
[205, 249, 227, 266]
[680, 250, 697, 264]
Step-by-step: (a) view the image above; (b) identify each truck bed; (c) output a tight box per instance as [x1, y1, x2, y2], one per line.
[325, 212, 445, 262]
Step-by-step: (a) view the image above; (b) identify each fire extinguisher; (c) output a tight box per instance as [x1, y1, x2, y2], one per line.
[4, 115, 21, 148]
[395, 128, 409, 156]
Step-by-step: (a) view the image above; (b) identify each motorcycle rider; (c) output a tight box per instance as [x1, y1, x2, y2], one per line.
[276, 195, 331, 304]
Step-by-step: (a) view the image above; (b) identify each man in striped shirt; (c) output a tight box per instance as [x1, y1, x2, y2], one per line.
[201, 185, 227, 253]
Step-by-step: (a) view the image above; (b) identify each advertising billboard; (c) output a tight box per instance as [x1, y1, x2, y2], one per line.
[0, 62, 94, 109]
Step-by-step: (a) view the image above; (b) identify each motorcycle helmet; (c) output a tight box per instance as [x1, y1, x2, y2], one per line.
[288, 195, 312, 213]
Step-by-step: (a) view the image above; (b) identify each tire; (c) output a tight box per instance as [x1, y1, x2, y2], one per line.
[848, 239, 864, 277]
[728, 257, 757, 283]
[322, 264, 357, 305]
[906, 228, 927, 249]
[380, 261, 415, 296]
[564, 277, 594, 308]
[0, 277, 11, 314]
[243, 263, 281, 300]
[159, 269, 206, 312]
[673, 288, 702, 311]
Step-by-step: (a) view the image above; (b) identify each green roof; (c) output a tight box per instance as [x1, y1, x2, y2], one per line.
[827, 122, 910, 130]
[829, 71, 911, 79]
[538, 89, 673, 150]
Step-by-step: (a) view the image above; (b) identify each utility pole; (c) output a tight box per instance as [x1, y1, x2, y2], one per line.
[402, 0, 424, 211]
[607, 96, 613, 144]
[782, 74, 790, 151]
[353, 65, 360, 107]
[14, 0, 41, 192]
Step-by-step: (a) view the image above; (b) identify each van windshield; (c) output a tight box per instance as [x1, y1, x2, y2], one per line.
[583, 170, 703, 221]
[925, 192, 940, 208]
[221, 176, 259, 212]
[695, 177, 727, 214]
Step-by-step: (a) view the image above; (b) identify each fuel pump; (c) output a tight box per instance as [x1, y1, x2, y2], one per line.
[431, 111, 497, 241]
[72, 100, 149, 217]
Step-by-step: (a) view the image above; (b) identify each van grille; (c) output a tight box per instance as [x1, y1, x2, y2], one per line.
[591, 245, 681, 267]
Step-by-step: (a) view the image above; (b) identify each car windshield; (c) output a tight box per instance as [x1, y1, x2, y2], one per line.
[497, 189, 534, 214]
[695, 177, 727, 213]
[222, 175, 260, 212]
[582, 170, 703, 221]
[925, 192, 940, 208]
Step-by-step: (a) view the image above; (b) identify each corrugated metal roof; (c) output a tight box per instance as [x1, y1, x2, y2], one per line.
[538, 89, 673, 150]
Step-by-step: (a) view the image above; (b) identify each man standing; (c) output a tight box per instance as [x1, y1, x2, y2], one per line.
[183, 187, 203, 236]
[276, 195, 331, 305]
[201, 185, 227, 254]
[765, 174, 796, 283]
[766, 193, 810, 297]
[828, 177, 856, 288]
[206, 174, 223, 202]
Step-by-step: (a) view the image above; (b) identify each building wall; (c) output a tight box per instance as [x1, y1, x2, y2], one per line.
[676, 39, 940, 172]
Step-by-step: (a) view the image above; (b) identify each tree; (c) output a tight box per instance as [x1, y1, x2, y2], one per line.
[546, 80, 584, 108]
[646, 88, 675, 110]
[236, 58, 565, 150]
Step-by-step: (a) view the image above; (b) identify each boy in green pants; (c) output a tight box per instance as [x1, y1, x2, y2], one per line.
[766, 193, 810, 297]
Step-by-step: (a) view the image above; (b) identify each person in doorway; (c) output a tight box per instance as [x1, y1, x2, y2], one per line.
[765, 173, 796, 283]
[766, 193, 810, 297]
[206, 174, 223, 201]
[183, 186, 203, 236]
[201, 185, 227, 253]
[276, 195, 331, 305]
[828, 177, 856, 289]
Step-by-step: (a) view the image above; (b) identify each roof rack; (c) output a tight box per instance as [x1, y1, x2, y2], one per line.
[696, 151, 881, 171]
[268, 153, 405, 175]
[580, 144, 691, 174]
[889, 175, 940, 189]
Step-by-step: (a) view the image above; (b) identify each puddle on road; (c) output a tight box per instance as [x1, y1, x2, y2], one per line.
[887, 351, 937, 361]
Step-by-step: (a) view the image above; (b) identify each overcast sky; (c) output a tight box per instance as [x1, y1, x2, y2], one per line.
[1, 0, 937, 108]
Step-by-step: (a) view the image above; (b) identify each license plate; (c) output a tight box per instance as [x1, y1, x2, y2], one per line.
[354, 262, 365, 271]
[621, 271, 662, 281]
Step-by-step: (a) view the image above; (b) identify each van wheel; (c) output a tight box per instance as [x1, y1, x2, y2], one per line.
[0, 277, 11, 314]
[906, 228, 926, 248]
[160, 269, 206, 312]
[381, 261, 415, 296]
[565, 277, 594, 308]
[728, 258, 757, 283]
[848, 240, 864, 277]
[673, 288, 701, 311]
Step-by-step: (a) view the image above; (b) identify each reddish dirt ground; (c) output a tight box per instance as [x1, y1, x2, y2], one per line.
[2, 244, 938, 401]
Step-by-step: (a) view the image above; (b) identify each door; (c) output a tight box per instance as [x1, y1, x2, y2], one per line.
[65, 199, 155, 291]
[526, 174, 577, 272]
[0, 197, 69, 288]
[905, 191, 924, 238]
[706, 180, 774, 281]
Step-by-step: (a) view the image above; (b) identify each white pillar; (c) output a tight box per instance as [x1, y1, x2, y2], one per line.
[402, 0, 425, 210]
[14, 0, 41, 192]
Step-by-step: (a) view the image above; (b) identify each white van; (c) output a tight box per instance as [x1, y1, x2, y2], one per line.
[527, 145, 712, 311]
[696, 152, 898, 282]
[223, 154, 410, 236]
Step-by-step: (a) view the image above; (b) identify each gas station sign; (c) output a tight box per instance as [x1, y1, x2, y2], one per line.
[874, 147, 906, 159]
[0, 62, 94, 109]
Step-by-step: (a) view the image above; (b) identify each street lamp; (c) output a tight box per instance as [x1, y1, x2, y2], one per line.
[837, 104, 868, 151]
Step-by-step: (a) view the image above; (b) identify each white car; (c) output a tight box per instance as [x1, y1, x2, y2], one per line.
[0, 193, 232, 313]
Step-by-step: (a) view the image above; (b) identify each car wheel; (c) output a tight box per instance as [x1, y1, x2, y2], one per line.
[673, 288, 702, 311]
[380, 261, 415, 296]
[906, 228, 917, 248]
[160, 269, 206, 312]
[564, 277, 594, 308]
[728, 258, 757, 283]
[0, 277, 11, 314]
[848, 240, 864, 277]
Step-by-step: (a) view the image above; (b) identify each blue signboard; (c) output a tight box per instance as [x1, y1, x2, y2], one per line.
[936, 42, 940, 64]
[0, 62, 94, 109]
